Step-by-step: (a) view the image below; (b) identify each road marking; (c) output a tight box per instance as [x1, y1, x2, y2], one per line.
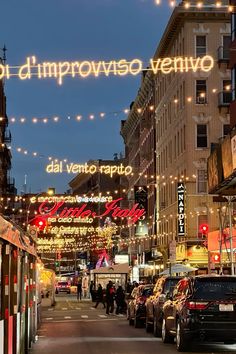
[81, 315, 88, 319]
[76, 307, 81, 310]
[99, 315, 107, 318]
[45, 317, 53, 320]
[62, 308, 68, 310]
[48, 308, 54, 311]
[64, 316, 72, 319]
[90, 307, 96, 310]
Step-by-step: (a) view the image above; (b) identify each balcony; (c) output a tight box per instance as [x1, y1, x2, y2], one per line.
[217, 46, 230, 64]
[218, 90, 232, 108]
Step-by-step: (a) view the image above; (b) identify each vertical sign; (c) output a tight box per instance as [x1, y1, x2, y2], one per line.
[169, 240, 176, 262]
[134, 186, 148, 236]
[231, 135, 236, 170]
[177, 183, 185, 237]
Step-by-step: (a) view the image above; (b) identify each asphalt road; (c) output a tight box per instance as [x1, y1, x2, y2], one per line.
[31, 294, 236, 354]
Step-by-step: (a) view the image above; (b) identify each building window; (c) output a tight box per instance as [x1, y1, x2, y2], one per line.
[196, 124, 208, 148]
[232, 13, 236, 41]
[196, 35, 206, 57]
[222, 80, 232, 104]
[196, 80, 207, 104]
[223, 124, 231, 137]
[222, 35, 231, 59]
[197, 170, 207, 194]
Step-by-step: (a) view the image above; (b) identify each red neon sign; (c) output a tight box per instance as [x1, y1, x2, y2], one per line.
[32, 198, 145, 224]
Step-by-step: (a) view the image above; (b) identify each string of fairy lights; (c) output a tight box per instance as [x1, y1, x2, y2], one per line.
[3, 84, 231, 125]
[153, 0, 233, 12]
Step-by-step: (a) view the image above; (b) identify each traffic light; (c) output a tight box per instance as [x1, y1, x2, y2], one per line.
[211, 252, 221, 263]
[32, 216, 47, 231]
[199, 223, 209, 235]
[55, 261, 59, 267]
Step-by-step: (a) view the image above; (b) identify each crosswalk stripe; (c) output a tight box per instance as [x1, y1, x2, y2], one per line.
[98, 315, 107, 318]
[45, 317, 53, 320]
[81, 315, 88, 319]
[76, 307, 81, 310]
[64, 316, 71, 319]
[62, 308, 68, 310]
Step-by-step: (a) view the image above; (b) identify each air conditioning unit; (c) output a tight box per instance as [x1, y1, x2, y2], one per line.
[197, 96, 206, 104]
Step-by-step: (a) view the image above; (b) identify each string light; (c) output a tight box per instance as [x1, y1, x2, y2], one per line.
[153, 0, 231, 10]
[7, 86, 227, 126]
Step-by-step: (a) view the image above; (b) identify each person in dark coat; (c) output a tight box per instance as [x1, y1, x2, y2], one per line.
[77, 280, 82, 301]
[115, 286, 126, 314]
[90, 281, 95, 302]
[105, 281, 115, 315]
[94, 284, 105, 308]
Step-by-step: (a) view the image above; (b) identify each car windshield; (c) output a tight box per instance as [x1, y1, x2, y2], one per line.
[163, 279, 180, 295]
[193, 278, 236, 300]
[58, 282, 68, 286]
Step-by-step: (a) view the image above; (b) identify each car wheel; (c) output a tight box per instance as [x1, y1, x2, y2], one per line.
[129, 316, 134, 326]
[145, 317, 153, 333]
[162, 318, 174, 344]
[224, 340, 235, 344]
[134, 315, 141, 328]
[176, 319, 188, 352]
[154, 314, 162, 337]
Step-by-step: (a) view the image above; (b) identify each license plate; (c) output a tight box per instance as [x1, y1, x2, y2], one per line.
[219, 304, 234, 311]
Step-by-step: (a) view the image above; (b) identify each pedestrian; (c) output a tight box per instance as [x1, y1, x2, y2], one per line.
[77, 280, 82, 301]
[115, 286, 126, 315]
[82, 274, 89, 298]
[90, 280, 95, 302]
[105, 280, 115, 315]
[94, 284, 105, 308]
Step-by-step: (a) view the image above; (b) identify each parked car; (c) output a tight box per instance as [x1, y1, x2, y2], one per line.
[145, 276, 182, 335]
[55, 281, 71, 294]
[162, 275, 236, 351]
[127, 284, 153, 328]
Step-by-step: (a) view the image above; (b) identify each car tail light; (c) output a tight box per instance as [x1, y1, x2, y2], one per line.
[186, 301, 209, 310]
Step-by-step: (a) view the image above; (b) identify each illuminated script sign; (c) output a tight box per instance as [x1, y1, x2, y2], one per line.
[0, 55, 214, 84]
[177, 183, 185, 237]
[45, 162, 133, 177]
[32, 197, 146, 224]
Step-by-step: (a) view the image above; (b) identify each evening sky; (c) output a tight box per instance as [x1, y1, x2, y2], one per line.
[0, 0, 172, 193]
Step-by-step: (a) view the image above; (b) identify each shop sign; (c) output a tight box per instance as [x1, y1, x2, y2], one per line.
[177, 183, 185, 237]
[231, 135, 236, 170]
[32, 197, 145, 224]
[134, 186, 148, 236]
[169, 240, 176, 262]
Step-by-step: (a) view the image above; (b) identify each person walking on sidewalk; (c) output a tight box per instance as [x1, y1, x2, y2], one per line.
[115, 286, 126, 315]
[77, 280, 82, 301]
[94, 284, 105, 308]
[105, 281, 115, 315]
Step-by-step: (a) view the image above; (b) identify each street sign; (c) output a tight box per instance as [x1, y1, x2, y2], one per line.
[169, 240, 176, 262]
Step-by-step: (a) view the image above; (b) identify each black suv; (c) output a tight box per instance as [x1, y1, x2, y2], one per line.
[162, 275, 236, 351]
[145, 276, 182, 336]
